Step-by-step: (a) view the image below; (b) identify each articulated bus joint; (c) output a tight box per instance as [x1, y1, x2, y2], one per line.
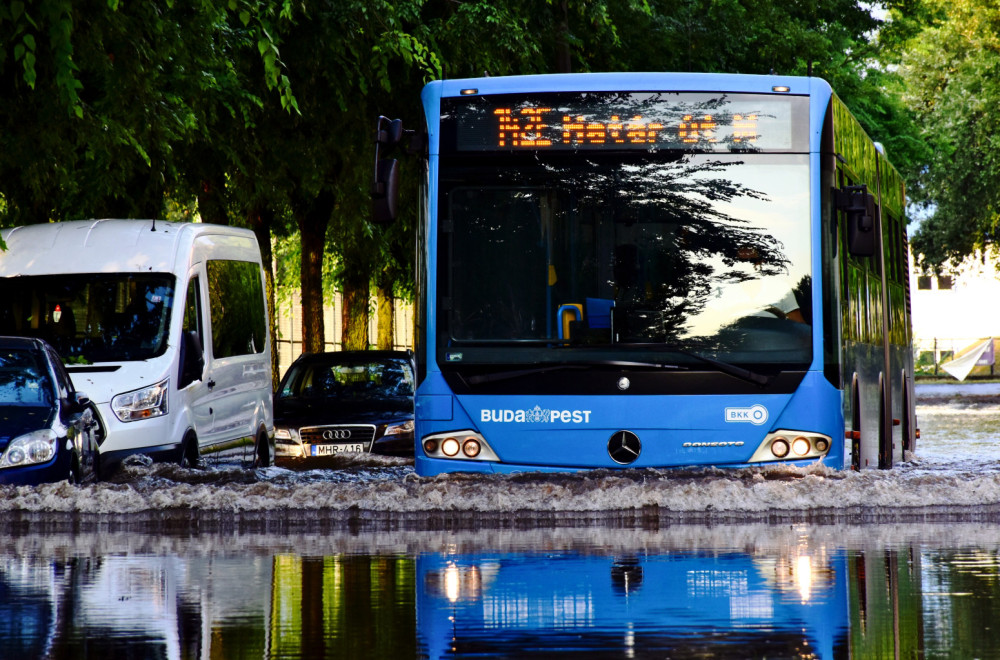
[747, 429, 833, 463]
[421, 430, 500, 462]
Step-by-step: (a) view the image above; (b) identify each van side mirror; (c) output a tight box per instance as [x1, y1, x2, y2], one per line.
[373, 116, 403, 225]
[179, 330, 205, 389]
[835, 185, 876, 257]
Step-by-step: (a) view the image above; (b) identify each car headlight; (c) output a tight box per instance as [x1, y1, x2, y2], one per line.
[274, 427, 299, 442]
[385, 420, 414, 436]
[112, 378, 169, 422]
[0, 429, 58, 468]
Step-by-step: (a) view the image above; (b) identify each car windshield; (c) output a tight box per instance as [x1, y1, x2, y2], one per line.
[0, 274, 175, 363]
[278, 358, 415, 401]
[0, 348, 54, 407]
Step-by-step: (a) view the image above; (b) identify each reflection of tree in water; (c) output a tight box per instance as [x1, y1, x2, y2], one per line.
[446, 154, 789, 342]
[569, 155, 788, 342]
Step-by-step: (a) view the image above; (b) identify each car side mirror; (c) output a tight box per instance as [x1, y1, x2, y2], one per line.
[70, 391, 91, 412]
[835, 185, 876, 257]
[179, 330, 205, 389]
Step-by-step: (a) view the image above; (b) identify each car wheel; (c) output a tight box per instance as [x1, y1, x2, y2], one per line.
[68, 455, 81, 485]
[252, 428, 271, 469]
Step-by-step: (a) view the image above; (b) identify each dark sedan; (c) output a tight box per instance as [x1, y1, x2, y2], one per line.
[274, 350, 415, 459]
[0, 336, 99, 485]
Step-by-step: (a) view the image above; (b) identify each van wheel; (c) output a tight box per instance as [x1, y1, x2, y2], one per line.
[252, 428, 271, 469]
[178, 432, 200, 469]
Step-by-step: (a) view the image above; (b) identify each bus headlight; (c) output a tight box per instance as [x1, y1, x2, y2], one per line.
[441, 437, 461, 456]
[112, 378, 169, 422]
[748, 430, 833, 463]
[421, 430, 500, 462]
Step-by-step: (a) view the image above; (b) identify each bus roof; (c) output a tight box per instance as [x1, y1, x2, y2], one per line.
[424, 71, 833, 99]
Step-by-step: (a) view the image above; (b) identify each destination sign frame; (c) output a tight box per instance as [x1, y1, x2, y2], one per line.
[442, 91, 809, 153]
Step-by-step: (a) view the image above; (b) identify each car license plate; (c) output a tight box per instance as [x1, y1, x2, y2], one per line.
[310, 443, 364, 456]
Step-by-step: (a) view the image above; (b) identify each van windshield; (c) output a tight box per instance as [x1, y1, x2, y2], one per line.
[0, 274, 175, 363]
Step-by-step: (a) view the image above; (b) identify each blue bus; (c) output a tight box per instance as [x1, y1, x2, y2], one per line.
[375, 72, 915, 475]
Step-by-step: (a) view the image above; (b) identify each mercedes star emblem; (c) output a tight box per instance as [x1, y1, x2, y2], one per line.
[608, 430, 641, 465]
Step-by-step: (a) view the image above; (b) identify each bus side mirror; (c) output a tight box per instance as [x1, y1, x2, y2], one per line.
[373, 158, 399, 224]
[836, 185, 876, 257]
[373, 116, 403, 225]
[179, 330, 205, 389]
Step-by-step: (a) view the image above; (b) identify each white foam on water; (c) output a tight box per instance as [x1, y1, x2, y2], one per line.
[1, 457, 999, 516]
[0, 386, 996, 518]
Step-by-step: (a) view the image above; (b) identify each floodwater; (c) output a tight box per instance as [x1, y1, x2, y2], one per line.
[4, 383, 1000, 659]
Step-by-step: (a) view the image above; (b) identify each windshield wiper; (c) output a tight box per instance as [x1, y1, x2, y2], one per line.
[619, 343, 772, 387]
[464, 360, 685, 386]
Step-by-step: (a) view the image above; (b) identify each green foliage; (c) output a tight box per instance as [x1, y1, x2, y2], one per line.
[901, 0, 1000, 269]
[0, 0, 295, 226]
[0, 0, 940, 323]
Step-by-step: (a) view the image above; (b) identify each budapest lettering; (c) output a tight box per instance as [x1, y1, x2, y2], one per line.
[481, 405, 592, 424]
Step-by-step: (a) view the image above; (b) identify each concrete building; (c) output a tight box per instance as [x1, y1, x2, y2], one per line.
[910, 250, 1000, 376]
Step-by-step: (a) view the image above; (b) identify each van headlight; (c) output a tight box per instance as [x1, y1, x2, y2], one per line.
[112, 378, 169, 422]
[0, 429, 58, 468]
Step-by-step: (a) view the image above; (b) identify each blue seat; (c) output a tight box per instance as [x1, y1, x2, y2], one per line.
[585, 297, 614, 329]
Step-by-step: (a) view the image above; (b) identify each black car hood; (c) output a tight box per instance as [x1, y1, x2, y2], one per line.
[274, 397, 412, 427]
[0, 406, 55, 448]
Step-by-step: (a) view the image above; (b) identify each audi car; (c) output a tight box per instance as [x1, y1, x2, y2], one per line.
[0, 336, 100, 485]
[273, 350, 415, 460]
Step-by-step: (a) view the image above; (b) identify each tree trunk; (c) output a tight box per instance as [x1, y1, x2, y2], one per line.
[555, 0, 572, 73]
[248, 206, 279, 388]
[198, 172, 229, 225]
[376, 279, 395, 350]
[297, 191, 334, 354]
[341, 278, 370, 351]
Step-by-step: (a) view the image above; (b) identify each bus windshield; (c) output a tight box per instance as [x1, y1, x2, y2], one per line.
[0, 274, 175, 363]
[439, 151, 811, 367]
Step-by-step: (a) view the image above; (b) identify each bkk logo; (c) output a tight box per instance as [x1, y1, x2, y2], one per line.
[481, 405, 592, 424]
[724, 404, 768, 425]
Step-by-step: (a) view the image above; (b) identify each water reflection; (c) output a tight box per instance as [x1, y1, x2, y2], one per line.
[3, 385, 1000, 658]
[3, 524, 1000, 659]
[418, 548, 844, 658]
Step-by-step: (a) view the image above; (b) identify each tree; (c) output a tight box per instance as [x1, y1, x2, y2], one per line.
[0, 1, 295, 230]
[897, 0, 1000, 269]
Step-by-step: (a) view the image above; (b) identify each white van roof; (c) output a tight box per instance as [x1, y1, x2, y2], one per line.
[0, 219, 258, 276]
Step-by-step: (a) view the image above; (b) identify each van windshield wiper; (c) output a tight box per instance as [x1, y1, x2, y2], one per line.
[463, 360, 685, 385]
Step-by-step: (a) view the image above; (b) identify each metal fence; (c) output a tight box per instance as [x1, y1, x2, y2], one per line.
[273, 292, 414, 377]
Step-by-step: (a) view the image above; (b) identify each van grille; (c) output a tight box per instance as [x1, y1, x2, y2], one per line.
[300, 425, 376, 444]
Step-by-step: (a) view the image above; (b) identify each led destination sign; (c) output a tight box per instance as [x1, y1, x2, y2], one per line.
[446, 92, 807, 153]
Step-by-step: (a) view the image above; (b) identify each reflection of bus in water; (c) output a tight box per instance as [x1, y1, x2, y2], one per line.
[417, 549, 849, 659]
[381, 72, 915, 474]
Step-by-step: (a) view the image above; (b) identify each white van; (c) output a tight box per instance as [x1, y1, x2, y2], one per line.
[0, 219, 273, 474]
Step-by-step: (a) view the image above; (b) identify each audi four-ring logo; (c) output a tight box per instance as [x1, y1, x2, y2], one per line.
[323, 429, 352, 440]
